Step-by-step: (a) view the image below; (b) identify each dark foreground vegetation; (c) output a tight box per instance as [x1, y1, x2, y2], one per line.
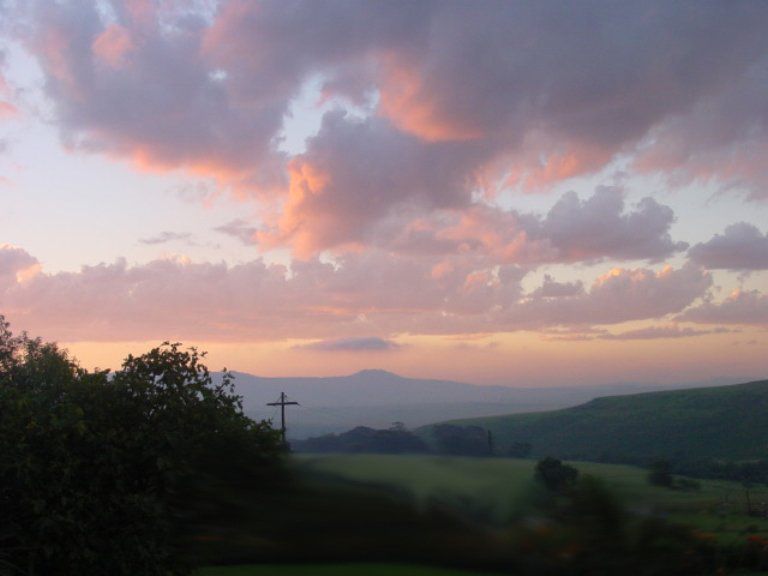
[2, 315, 768, 575]
[0, 316, 283, 574]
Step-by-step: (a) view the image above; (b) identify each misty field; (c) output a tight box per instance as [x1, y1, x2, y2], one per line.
[295, 454, 768, 542]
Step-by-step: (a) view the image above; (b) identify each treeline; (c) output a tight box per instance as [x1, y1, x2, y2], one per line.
[294, 423, 507, 456]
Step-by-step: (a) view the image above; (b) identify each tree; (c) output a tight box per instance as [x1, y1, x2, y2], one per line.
[535, 457, 579, 493]
[0, 317, 282, 575]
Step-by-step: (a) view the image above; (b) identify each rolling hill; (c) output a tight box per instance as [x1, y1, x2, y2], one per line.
[426, 378, 768, 464]
[226, 369, 739, 439]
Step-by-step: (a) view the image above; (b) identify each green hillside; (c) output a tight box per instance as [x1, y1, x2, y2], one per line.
[427, 379, 768, 463]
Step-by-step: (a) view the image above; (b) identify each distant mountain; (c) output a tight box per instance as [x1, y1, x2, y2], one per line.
[424, 378, 768, 464]
[223, 369, 745, 439]
[229, 369, 525, 438]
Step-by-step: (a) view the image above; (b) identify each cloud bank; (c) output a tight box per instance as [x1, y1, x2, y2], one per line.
[1, 244, 721, 342]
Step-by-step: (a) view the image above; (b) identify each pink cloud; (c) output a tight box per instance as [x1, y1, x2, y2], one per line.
[91, 24, 134, 68]
[0, 60, 18, 119]
[256, 111, 481, 256]
[385, 187, 686, 265]
[0, 101, 17, 119]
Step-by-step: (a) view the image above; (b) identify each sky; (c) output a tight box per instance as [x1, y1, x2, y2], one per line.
[0, 0, 767, 387]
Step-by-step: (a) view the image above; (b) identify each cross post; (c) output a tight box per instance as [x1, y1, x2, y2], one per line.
[266, 392, 299, 445]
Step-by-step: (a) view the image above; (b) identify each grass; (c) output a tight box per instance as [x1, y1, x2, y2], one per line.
[294, 453, 768, 543]
[197, 564, 500, 576]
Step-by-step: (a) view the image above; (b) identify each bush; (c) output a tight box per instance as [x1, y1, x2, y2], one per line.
[534, 457, 579, 493]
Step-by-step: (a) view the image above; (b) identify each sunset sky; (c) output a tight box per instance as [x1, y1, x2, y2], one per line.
[0, 1, 766, 386]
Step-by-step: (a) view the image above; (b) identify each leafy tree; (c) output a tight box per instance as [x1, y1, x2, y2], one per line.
[0, 317, 282, 575]
[534, 457, 579, 493]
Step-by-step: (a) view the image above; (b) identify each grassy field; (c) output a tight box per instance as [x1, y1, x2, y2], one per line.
[197, 564, 500, 576]
[294, 453, 768, 542]
[423, 378, 768, 463]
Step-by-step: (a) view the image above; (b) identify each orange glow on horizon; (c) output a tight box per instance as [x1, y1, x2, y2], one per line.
[61, 327, 767, 388]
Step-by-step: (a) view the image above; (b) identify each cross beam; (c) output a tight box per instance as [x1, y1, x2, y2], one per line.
[267, 392, 299, 445]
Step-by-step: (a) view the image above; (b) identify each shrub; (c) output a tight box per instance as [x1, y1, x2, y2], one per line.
[534, 457, 579, 493]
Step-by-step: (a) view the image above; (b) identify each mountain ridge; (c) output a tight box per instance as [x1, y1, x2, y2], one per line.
[222, 369, 749, 439]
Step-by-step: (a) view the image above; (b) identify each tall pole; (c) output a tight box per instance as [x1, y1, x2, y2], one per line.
[267, 392, 299, 445]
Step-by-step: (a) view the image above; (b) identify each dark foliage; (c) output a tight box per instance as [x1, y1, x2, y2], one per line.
[535, 457, 579, 493]
[431, 424, 492, 457]
[516, 473, 718, 576]
[0, 317, 282, 575]
[647, 459, 674, 487]
[295, 423, 497, 457]
[294, 425, 429, 454]
[508, 441, 533, 458]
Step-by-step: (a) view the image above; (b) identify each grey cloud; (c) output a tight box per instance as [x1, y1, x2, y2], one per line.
[679, 289, 768, 326]
[170, 182, 215, 204]
[139, 231, 193, 245]
[297, 337, 401, 352]
[540, 187, 688, 262]
[531, 275, 584, 299]
[0, 244, 38, 288]
[509, 264, 712, 328]
[688, 223, 768, 270]
[20, 0, 288, 189]
[599, 325, 734, 340]
[214, 219, 257, 245]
